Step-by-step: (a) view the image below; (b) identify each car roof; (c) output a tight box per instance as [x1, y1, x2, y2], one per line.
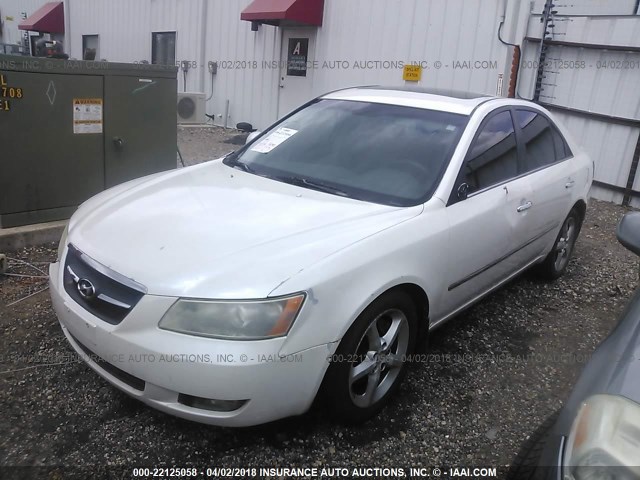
[322, 86, 496, 116]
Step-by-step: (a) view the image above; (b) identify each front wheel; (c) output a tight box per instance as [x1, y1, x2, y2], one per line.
[322, 290, 418, 423]
[534, 208, 582, 280]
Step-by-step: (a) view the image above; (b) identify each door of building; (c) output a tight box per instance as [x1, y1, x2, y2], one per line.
[278, 28, 316, 118]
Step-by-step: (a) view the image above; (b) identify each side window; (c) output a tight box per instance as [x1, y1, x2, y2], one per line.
[516, 110, 567, 171]
[552, 127, 573, 160]
[463, 110, 519, 193]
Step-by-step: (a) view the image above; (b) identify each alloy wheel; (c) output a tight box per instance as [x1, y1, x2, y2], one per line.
[348, 308, 410, 408]
[554, 216, 577, 272]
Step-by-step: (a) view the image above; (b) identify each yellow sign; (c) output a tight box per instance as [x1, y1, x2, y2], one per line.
[73, 98, 103, 134]
[403, 64, 422, 82]
[0, 74, 25, 112]
[5, 16, 14, 22]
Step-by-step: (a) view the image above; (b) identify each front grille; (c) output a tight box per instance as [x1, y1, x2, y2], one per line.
[71, 334, 146, 391]
[63, 244, 146, 325]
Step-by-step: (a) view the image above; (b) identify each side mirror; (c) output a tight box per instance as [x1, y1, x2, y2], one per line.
[245, 131, 262, 145]
[617, 212, 640, 256]
[457, 183, 470, 201]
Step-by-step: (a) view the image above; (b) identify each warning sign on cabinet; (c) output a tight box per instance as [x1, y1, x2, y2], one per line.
[73, 98, 103, 134]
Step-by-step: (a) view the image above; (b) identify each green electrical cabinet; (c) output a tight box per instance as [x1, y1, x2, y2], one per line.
[0, 55, 178, 228]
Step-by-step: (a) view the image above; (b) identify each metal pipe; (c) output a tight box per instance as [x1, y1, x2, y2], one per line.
[200, 0, 208, 94]
[64, 0, 72, 57]
[224, 99, 229, 129]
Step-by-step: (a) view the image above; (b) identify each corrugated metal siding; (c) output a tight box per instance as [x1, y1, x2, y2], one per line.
[527, 13, 640, 49]
[203, 0, 280, 130]
[531, 0, 638, 16]
[63, 0, 531, 129]
[67, 0, 151, 62]
[201, 0, 522, 129]
[66, 0, 205, 92]
[553, 111, 640, 205]
[521, 10, 640, 206]
[314, 0, 508, 94]
[519, 45, 640, 120]
[520, 8, 640, 205]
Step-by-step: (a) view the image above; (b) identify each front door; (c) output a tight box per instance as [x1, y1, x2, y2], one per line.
[278, 29, 316, 118]
[444, 187, 512, 313]
[442, 109, 523, 313]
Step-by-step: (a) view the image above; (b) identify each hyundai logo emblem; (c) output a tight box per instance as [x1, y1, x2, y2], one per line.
[77, 278, 96, 300]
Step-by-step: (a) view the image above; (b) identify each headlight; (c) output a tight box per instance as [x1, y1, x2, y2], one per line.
[56, 224, 69, 262]
[158, 294, 305, 340]
[564, 394, 640, 480]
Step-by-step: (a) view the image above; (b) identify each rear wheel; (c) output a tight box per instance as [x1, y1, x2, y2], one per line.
[534, 208, 582, 280]
[323, 291, 418, 423]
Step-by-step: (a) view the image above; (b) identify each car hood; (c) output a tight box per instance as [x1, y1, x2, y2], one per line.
[69, 160, 422, 298]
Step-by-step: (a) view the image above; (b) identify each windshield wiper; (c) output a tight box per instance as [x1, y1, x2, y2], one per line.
[224, 152, 255, 173]
[278, 176, 349, 197]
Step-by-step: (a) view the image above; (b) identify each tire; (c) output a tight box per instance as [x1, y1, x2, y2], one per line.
[507, 411, 560, 480]
[534, 208, 582, 280]
[322, 290, 418, 424]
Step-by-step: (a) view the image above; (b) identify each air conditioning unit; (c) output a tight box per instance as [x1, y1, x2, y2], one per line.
[177, 92, 206, 124]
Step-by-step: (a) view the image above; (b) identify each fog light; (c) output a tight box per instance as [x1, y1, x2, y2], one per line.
[178, 394, 247, 412]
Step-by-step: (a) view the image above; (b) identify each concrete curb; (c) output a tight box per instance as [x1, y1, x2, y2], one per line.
[0, 220, 67, 252]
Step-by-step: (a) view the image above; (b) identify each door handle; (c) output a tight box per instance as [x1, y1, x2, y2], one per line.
[565, 180, 575, 189]
[517, 201, 533, 213]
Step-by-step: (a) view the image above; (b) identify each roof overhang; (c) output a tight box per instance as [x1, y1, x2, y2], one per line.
[240, 0, 324, 27]
[19, 2, 65, 34]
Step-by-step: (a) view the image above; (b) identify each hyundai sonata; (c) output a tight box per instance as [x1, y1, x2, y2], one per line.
[50, 87, 593, 426]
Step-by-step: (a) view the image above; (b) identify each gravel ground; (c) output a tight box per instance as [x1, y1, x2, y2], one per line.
[177, 126, 247, 167]
[0, 199, 637, 478]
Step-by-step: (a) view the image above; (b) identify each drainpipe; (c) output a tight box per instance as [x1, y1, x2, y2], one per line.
[498, 0, 523, 98]
[200, 0, 208, 94]
[64, 0, 72, 57]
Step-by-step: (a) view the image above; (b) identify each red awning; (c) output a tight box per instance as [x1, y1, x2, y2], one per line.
[241, 0, 324, 27]
[19, 2, 65, 34]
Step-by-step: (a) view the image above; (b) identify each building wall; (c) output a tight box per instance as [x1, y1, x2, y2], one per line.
[531, 0, 639, 16]
[204, 0, 528, 129]
[64, 0, 533, 130]
[64, 0, 206, 94]
[5, 0, 640, 206]
[520, 8, 640, 206]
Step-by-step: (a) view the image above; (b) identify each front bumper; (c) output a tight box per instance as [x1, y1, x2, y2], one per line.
[49, 261, 333, 427]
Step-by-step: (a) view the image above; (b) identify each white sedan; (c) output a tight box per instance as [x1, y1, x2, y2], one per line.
[50, 87, 593, 426]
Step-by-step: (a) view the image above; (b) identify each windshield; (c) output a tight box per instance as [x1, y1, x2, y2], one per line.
[225, 99, 469, 206]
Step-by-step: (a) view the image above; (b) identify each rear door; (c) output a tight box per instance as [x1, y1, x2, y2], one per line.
[512, 109, 575, 260]
[444, 109, 525, 312]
